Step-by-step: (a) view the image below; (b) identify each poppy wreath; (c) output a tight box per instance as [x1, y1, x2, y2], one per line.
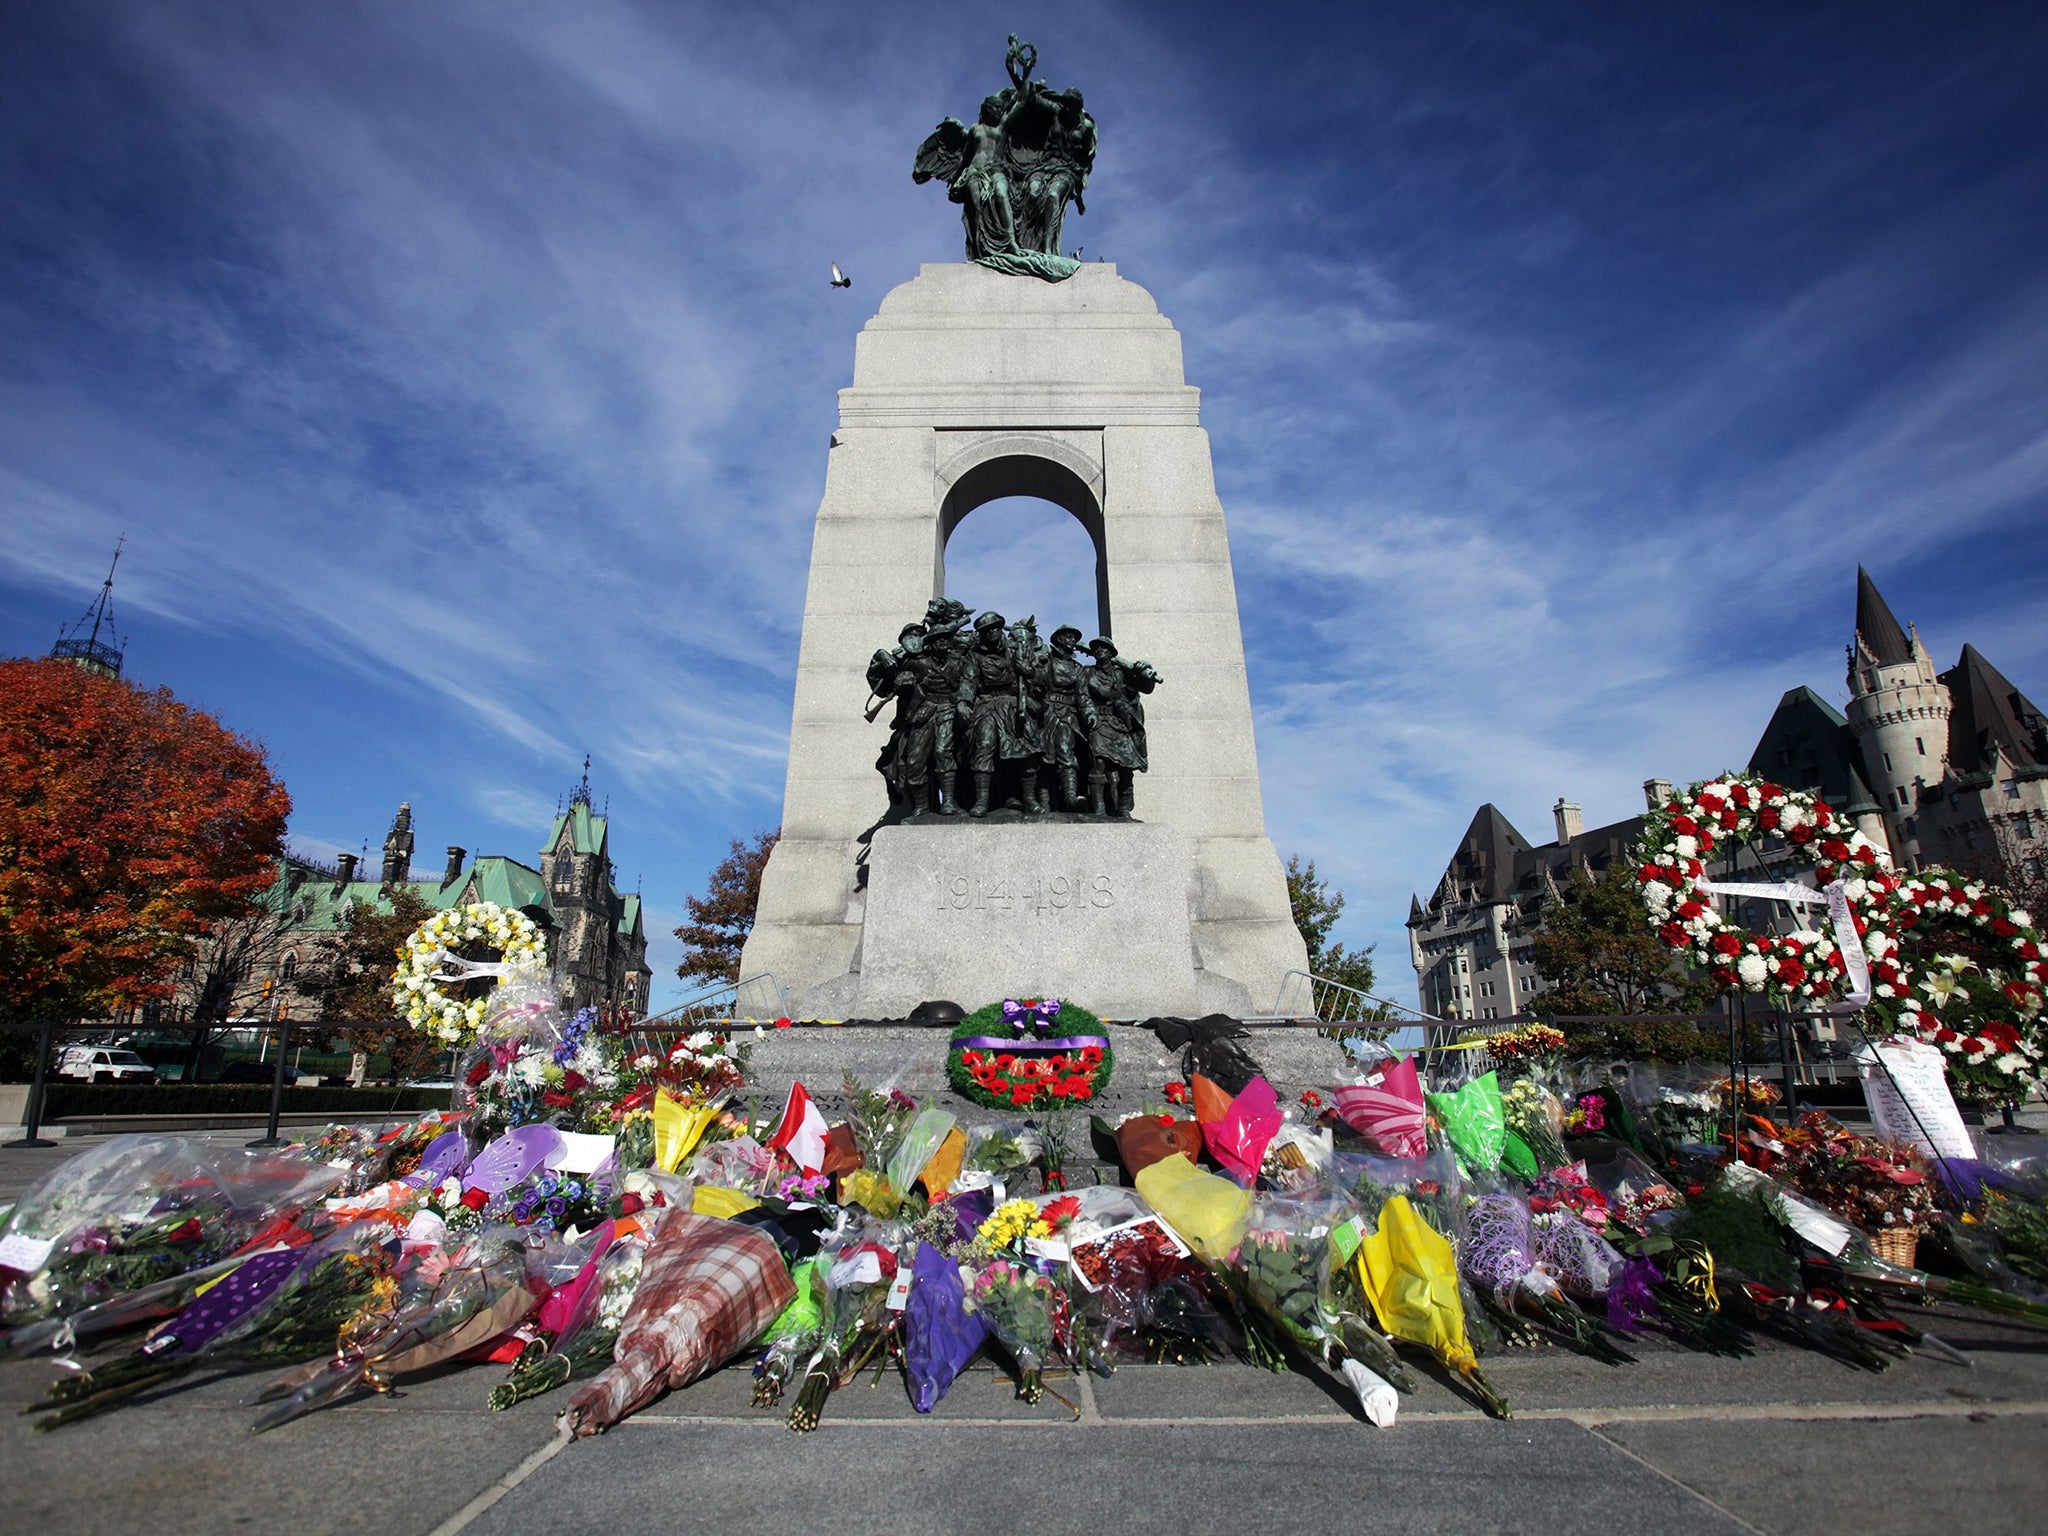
[947, 1000, 1113, 1110]
[1633, 773, 1900, 1006]
[1871, 868, 2047, 1107]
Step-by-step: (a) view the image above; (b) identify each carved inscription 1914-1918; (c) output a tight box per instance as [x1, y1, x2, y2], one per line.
[933, 870, 1117, 914]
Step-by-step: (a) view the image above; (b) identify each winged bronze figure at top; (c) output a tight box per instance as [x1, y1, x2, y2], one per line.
[913, 36, 1098, 283]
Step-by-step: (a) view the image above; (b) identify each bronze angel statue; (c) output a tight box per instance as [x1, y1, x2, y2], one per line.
[913, 36, 1097, 283]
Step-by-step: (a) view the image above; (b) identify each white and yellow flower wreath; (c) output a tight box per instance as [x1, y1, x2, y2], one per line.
[391, 901, 548, 1045]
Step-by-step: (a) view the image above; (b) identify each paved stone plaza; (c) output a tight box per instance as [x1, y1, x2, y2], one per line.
[3, 1132, 2046, 1536]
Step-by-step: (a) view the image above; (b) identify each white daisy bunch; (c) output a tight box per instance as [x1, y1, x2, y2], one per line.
[391, 901, 549, 1046]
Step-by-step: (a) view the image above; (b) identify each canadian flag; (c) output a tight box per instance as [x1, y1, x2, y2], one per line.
[768, 1081, 829, 1176]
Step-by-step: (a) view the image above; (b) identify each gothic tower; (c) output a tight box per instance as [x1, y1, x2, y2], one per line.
[1843, 567, 1950, 865]
[380, 802, 415, 887]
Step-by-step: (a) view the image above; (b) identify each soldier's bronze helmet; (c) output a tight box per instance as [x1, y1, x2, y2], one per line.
[974, 610, 1007, 633]
[1050, 624, 1083, 647]
[899, 622, 926, 640]
[1088, 636, 1119, 659]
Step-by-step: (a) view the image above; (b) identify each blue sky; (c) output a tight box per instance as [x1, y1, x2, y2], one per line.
[3, 3, 2045, 1012]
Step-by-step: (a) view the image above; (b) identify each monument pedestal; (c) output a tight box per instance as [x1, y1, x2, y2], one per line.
[855, 822, 1200, 1020]
[742, 262, 1310, 1018]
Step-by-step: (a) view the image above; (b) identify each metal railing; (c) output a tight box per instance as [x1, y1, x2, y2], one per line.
[1262, 969, 1440, 1028]
[617, 972, 787, 1058]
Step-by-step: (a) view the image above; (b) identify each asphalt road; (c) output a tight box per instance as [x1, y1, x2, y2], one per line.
[4, 1135, 2047, 1535]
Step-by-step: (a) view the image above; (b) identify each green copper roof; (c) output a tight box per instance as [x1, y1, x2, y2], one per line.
[545, 801, 608, 858]
[448, 857, 548, 912]
[616, 892, 642, 937]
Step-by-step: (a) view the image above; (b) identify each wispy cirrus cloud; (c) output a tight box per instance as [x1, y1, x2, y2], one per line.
[1, 2, 2043, 1012]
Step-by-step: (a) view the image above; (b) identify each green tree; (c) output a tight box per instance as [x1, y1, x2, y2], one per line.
[675, 830, 779, 987]
[1285, 854, 1380, 997]
[294, 886, 446, 1080]
[1529, 864, 1720, 1059]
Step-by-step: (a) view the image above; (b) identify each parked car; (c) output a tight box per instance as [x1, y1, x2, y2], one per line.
[55, 1046, 158, 1085]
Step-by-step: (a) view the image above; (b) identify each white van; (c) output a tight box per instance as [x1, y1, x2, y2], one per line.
[55, 1047, 158, 1085]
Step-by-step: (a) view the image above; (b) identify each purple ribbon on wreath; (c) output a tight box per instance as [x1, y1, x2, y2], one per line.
[999, 998, 1063, 1038]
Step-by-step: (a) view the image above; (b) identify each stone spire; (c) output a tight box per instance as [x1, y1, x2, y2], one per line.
[1853, 566, 1913, 669]
[380, 802, 415, 886]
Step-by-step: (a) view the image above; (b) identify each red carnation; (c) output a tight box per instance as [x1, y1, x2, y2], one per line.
[1660, 922, 1689, 947]
[1670, 814, 1699, 835]
[461, 1187, 489, 1211]
[1164, 1081, 1190, 1105]
[1789, 823, 1816, 844]
[1712, 933, 1743, 957]
[1676, 900, 1705, 920]
[1757, 807, 1780, 831]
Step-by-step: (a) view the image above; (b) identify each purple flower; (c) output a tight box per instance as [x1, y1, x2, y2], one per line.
[546, 1197, 567, 1216]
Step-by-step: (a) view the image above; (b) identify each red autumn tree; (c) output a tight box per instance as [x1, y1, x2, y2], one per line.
[674, 829, 779, 986]
[0, 656, 292, 1025]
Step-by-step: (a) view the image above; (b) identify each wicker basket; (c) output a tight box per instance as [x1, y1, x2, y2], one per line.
[1870, 1226, 1920, 1267]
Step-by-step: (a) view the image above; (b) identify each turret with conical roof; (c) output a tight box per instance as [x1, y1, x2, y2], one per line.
[1843, 567, 1949, 865]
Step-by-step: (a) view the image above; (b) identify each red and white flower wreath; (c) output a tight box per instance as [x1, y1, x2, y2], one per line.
[1634, 774, 1900, 1006]
[1878, 869, 2047, 1088]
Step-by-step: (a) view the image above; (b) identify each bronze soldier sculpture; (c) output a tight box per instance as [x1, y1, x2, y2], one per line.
[867, 602, 1161, 819]
[1037, 624, 1097, 811]
[961, 611, 1038, 816]
[1083, 636, 1160, 818]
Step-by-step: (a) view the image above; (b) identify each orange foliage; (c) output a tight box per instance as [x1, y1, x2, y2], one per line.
[0, 657, 290, 1020]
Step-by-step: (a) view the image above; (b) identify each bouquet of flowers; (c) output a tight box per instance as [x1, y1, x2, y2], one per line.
[1229, 1199, 1418, 1403]
[1764, 1111, 1935, 1239]
[970, 1259, 1061, 1404]
[751, 1254, 828, 1408]
[462, 1002, 627, 1143]
[0, 1135, 340, 1327]
[563, 1209, 795, 1436]
[788, 1239, 899, 1431]
[491, 1233, 647, 1410]
[1351, 1194, 1510, 1418]
[1502, 1078, 1570, 1176]
[905, 1241, 989, 1409]
[252, 1235, 541, 1433]
[30, 1226, 404, 1430]
[1462, 1192, 1632, 1364]
[1472, 1023, 1566, 1078]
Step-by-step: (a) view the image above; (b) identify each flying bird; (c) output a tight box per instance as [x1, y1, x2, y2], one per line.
[830, 262, 851, 289]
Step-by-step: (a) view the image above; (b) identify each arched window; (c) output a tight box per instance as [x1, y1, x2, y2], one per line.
[554, 848, 576, 890]
[939, 495, 1107, 639]
[279, 951, 298, 981]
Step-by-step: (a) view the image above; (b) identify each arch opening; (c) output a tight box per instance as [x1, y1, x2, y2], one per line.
[937, 454, 1110, 638]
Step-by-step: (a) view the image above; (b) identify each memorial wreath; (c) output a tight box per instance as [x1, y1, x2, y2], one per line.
[1874, 868, 2048, 1106]
[946, 998, 1113, 1109]
[393, 900, 549, 1045]
[1634, 772, 1899, 1006]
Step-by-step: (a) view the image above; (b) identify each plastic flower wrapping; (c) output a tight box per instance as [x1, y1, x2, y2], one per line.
[10, 968, 2048, 1448]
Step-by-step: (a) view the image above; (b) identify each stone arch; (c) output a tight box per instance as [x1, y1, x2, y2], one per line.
[935, 443, 1110, 637]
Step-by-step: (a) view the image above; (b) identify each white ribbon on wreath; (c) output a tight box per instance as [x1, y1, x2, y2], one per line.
[1692, 878, 1871, 1013]
[429, 952, 530, 985]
